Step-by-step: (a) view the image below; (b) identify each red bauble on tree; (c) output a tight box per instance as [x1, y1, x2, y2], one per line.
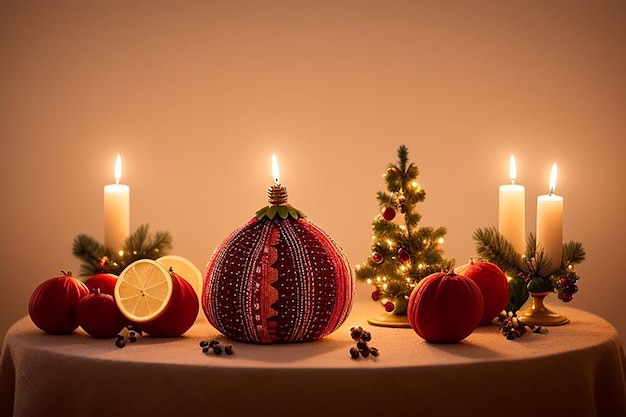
[203, 158, 354, 344]
[381, 206, 396, 221]
[398, 247, 411, 263]
[408, 271, 483, 343]
[28, 271, 90, 335]
[372, 252, 384, 264]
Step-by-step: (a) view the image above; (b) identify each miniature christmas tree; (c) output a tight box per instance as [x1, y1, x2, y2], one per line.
[355, 145, 453, 327]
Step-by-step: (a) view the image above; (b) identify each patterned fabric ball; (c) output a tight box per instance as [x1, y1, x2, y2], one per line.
[203, 216, 355, 344]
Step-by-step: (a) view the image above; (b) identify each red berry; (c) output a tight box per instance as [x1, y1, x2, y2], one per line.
[384, 301, 395, 312]
[371, 289, 381, 301]
[381, 207, 396, 221]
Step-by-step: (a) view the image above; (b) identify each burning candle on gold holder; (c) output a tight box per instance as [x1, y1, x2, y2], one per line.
[536, 163, 563, 272]
[499, 155, 526, 254]
[104, 154, 130, 253]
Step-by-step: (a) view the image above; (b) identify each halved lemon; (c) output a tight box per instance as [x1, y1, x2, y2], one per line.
[115, 259, 173, 323]
[156, 255, 203, 303]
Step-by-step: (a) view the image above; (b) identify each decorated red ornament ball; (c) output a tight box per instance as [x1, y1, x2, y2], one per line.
[28, 271, 90, 335]
[461, 260, 509, 325]
[203, 207, 354, 344]
[408, 271, 483, 343]
[76, 290, 126, 338]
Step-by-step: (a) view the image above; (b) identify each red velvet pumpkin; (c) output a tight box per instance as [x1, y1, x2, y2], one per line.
[461, 260, 509, 325]
[76, 290, 126, 339]
[28, 271, 90, 335]
[408, 271, 483, 343]
[84, 273, 118, 297]
[141, 271, 199, 338]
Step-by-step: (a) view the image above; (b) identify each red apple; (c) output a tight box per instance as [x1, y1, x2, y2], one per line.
[84, 273, 118, 296]
[28, 271, 90, 335]
[461, 260, 509, 325]
[76, 289, 126, 338]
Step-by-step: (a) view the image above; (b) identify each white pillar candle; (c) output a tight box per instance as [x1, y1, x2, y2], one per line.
[104, 154, 130, 253]
[499, 155, 526, 254]
[536, 163, 563, 273]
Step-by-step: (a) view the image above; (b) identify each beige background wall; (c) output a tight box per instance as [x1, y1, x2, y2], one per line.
[1, 1, 625, 345]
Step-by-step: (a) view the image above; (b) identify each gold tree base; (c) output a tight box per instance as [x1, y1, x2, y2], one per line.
[367, 312, 411, 328]
[517, 291, 569, 326]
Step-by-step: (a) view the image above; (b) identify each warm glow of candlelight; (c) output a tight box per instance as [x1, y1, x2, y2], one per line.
[509, 155, 517, 184]
[549, 163, 558, 194]
[114, 153, 122, 184]
[272, 154, 280, 184]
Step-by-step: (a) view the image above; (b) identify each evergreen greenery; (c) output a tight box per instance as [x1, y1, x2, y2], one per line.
[72, 224, 173, 277]
[473, 226, 586, 312]
[355, 145, 453, 314]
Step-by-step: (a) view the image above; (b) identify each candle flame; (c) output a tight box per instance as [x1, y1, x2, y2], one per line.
[272, 154, 280, 184]
[509, 155, 517, 183]
[114, 154, 122, 184]
[549, 163, 558, 194]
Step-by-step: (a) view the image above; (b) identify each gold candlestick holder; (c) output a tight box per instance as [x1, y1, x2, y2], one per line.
[517, 291, 569, 326]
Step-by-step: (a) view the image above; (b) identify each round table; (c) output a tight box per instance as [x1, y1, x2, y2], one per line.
[1, 302, 625, 417]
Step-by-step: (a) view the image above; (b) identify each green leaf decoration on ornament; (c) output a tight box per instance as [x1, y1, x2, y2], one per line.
[255, 205, 306, 221]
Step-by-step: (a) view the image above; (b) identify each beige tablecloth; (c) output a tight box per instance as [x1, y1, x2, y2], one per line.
[1, 302, 625, 417]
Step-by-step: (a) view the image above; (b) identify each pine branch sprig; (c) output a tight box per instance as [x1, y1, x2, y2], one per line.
[376, 191, 396, 208]
[563, 241, 586, 265]
[397, 145, 409, 173]
[72, 234, 109, 276]
[473, 227, 524, 277]
[72, 223, 173, 277]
